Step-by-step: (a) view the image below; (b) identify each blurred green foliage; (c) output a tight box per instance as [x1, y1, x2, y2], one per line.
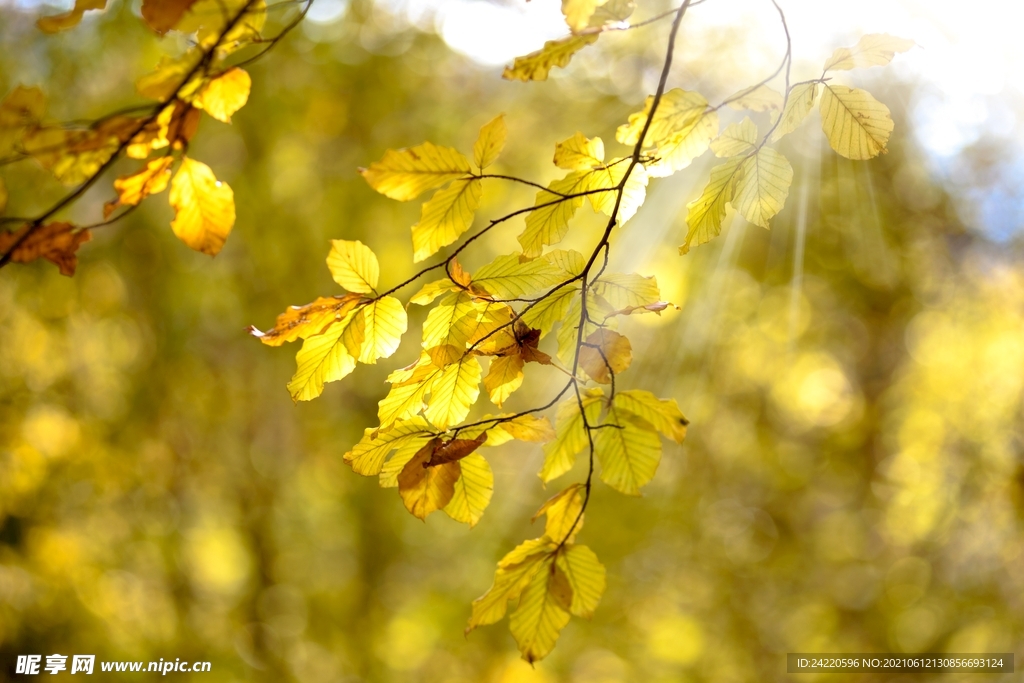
[1, 0, 1023, 681]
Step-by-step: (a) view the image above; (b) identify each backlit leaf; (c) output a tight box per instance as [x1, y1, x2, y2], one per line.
[553, 132, 604, 171]
[472, 253, 564, 300]
[732, 147, 794, 228]
[141, 0, 198, 34]
[561, 0, 607, 32]
[616, 88, 709, 149]
[726, 84, 783, 112]
[412, 178, 482, 262]
[444, 453, 493, 527]
[327, 239, 379, 293]
[503, 34, 599, 82]
[249, 294, 362, 347]
[397, 441, 461, 520]
[592, 273, 661, 311]
[533, 483, 584, 543]
[168, 157, 235, 255]
[409, 278, 456, 306]
[423, 355, 482, 430]
[498, 414, 556, 443]
[586, 159, 648, 224]
[509, 560, 571, 663]
[680, 156, 743, 254]
[195, 68, 251, 123]
[521, 285, 578, 338]
[556, 545, 606, 618]
[468, 542, 550, 630]
[770, 82, 818, 142]
[823, 33, 915, 72]
[360, 142, 471, 201]
[541, 390, 604, 482]
[473, 114, 507, 170]
[644, 109, 718, 178]
[342, 296, 407, 364]
[136, 52, 202, 102]
[613, 390, 688, 443]
[343, 417, 434, 476]
[710, 117, 757, 158]
[485, 355, 525, 407]
[594, 412, 662, 495]
[286, 308, 361, 401]
[104, 156, 174, 218]
[579, 329, 632, 383]
[518, 171, 590, 257]
[819, 85, 893, 160]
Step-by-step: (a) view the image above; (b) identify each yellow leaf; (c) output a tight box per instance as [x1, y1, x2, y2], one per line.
[409, 278, 456, 306]
[823, 33, 915, 72]
[422, 291, 503, 350]
[141, 0, 199, 34]
[176, 0, 265, 54]
[343, 417, 434, 476]
[22, 125, 124, 186]
[397, 441, 461, 520]
[249, 293, 362, 347]
[819, 85, 893, 160]
[613, 390, 688, 444]
[136, 52, 202, 102]
[594, 412, 661, 495]
[586, 159, 648, 224]
[710, 117, 758, 158]
[561, 0, 607, 31]
[644, 109, 718, 178]
[533, 483, 584, 543]
[521, 286, 578, 338]
[472, 253, 565, 300]
[556, 294, 604, 366]
[444, 453, 493, 527]
[484, 355, 525, 407]
[326, 239, 379, 294]
[588, 0, 633, 26]
[616, 88, 709, 149]
[680, 156, 743, 254]
[341, 296, 407, 364]
[168, 157, 235, 256]
[423, 355, 481, 430]
[503, 34, 599, 82]
[542, 248, 586, 277]
[36, 0, 105, 33]
[770, 82, 818, 142]
[498, 414, 556, 443]
[473, 114, 507, 170]
[556, 545, 606, 617]
[541, 390, 604, 482]
[411, 178, 482, 262]
[104, 156, 174, 218]
[509, 559, 572, 663]
[732, 147, 793, 228]
[468, 542, 551, 630]
[195, 68, 251, 123]
[287, 309, 360, 401]
[518, 171, 590, 257]
[726, 84, 783, 112]
[360, 142, 471, 201]
[378, 353, 444, 428]
[592, 272, 661, 311]
[579, 329, 632, 383]
[553, 132, 604, 170]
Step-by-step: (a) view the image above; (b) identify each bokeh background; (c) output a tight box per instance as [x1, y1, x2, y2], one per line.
[2, 0, 1024, 680]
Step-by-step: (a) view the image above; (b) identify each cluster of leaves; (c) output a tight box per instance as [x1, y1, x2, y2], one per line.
[251, 0, 912, 661]
[0, 0, 310, 273]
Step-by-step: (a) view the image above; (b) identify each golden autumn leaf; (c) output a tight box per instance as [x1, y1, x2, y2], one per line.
[644, 109, 718, 178]
[104, 156, 174, 218]
[726, 84, 783, 112]
[710, 117, 758, 158]
[423, 355, 482, 430]
[579, 329, 632, 383]
[503, 34, 599, 82]
[509, 560, 572, 663]
[485, 355, 524, 407]
[561, 0, 607, 32]
[592, 272, 661, 311]
[770, 82, 818, 142]
[612, 390, 688, 443]
[586, 158, 648, 224]
[126, 101, 201, 159]
[341, 296, 407, 364]
[541, 389, 604, 482]
[823, 33, 915, 72]
[141, 0, 198, 34]
[444, 452, 493, 527]
[168, 157, 235, 255]
[732, 147, 793, 228]
[518, 171, 591, 257]
[287, 309, 361, 402]
[556, 545, 606, 618]
[594, 411, 662, 495]
[616, 88, 709, 149]
[326, 239, 379, 294]
[473, 114, 507, 170]
[819, 85, 894, 160]
[397, 440, 461, 520]
[176, 0, 266, 54]
[136, 52, 202, 102]
[533, 483, 585, 543]
[36, 0, 106, 33]
[553, 132, 604, 170]
[23, 120, 134, 186]
[195, 68, 251, 123]
[248, 293, 363, 347]
[467, 539, 553, 631]
[411, 178, 482, 262]
[0, 222, 91, 276]
[497, 414, 556, 443]
[471, 253, 564, 300]
[343, 417, 434, 476]
[360, 142, 471, 201]
[680, 156, 743, 254]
